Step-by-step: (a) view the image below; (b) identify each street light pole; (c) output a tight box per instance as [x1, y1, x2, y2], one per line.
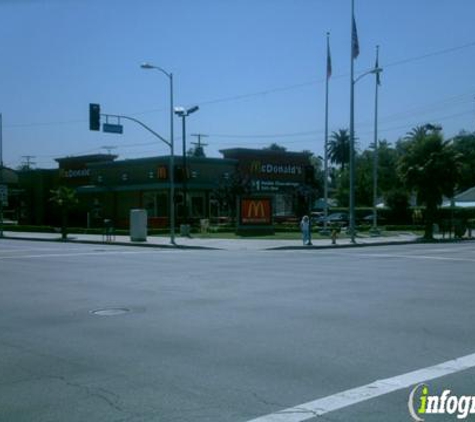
[350, 62, 383, 242]
[174, 105, 199, 234]
[140, 63, 175, 244]
[181, 113, 187, 223]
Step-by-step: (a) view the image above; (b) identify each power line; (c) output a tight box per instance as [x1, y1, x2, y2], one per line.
[101, 145, 117, 155]
[192, 40, 475, 108]
[357, 110, 474, 138]
[207, 129, 322, 139]
[21, 155, 36, 169]
[384, 40, 475, 69]
[190, 133, 209, 148]
[4, 39, 475, 131]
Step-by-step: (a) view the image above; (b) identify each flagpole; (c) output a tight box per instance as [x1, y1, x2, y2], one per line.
[349, 0, 356, 243]
[372, 45, 380, 235]
[323, 32, 330, 234]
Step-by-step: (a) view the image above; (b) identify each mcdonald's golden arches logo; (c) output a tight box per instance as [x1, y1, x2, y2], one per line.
[240, 198, 272, 225]
[247, 200, 265, 218]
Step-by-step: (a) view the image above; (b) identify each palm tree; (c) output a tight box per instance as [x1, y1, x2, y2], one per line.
[328, 129, 351, 171]
[50, 186, 78, 240]
[398, 128, 460, 239]
[405, 124, 441, 141]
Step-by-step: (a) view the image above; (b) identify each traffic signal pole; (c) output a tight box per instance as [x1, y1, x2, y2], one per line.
[88, 105, 175, 245]
[0, 113, 3, 238]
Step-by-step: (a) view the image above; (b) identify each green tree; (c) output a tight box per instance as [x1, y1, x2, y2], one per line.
[451, 131, 475, 192]
[405, 123, 442, 141]
[335, 168, 349, 207]
[355, 150, 373, 207]
[377, 140, 403, 195]
[328, 129, 351, 171]
[263, 143, 287, 152]
[398, 127, 461, 239]
[187, 145, 206, 157]
[213, 173, 251, 223]
[341, 140, 407, 209]
[302, 150, 323, 192]
[385, 189, 410, 224]
[50, 186, 78, 240]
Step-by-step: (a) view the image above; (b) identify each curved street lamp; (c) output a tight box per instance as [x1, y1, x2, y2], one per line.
[349, 65, 383, 243]
[371, 46, 382, 235]
[140, 62, 176, 244]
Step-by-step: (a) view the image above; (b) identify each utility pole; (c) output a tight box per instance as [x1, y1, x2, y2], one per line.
[190, 133, 208, 147]
[101, 145, 117, 155]
[190, 133, 208, 156]
[21, 155, 36, 170]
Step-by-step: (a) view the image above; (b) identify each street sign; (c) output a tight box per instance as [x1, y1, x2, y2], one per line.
[103, 123, 123, 134]
[0, 184, 8, 206]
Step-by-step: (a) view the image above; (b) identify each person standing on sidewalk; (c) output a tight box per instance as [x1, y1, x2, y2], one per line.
[300, 215, 312, 246]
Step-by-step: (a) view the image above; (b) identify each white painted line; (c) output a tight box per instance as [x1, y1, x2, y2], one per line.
[0, 247, 88, 255]
[245, 352, 475, 422]
[355, 253, 475, 263]
[0, 250, 166, 260]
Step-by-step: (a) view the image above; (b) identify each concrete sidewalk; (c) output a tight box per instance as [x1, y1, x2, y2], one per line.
[1, 230, 421, 251]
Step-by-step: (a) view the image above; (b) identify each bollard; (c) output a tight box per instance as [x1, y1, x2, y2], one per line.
[331, 229, 337, 245]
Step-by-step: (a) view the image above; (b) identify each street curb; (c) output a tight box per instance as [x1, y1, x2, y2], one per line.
[266, 237, 475, 251]
[2, 233, 473, 252]
[266, 240, 420, 251]
[0, 235, 221, 250]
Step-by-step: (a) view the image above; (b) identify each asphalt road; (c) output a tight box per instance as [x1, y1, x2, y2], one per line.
[1, 239, 474, 421]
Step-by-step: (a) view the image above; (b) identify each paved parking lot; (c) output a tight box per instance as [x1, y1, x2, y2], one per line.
[1, 239, 474, 421]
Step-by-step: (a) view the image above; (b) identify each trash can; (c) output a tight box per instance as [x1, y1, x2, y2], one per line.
[130, 209, 147, 242]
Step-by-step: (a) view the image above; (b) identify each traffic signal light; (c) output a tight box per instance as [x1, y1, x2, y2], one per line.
[89, 103, 101, 131]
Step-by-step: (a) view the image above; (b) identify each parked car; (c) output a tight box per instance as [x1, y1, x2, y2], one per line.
[314, 212, 349, 227]
[361, 213, 386, 223]
[310, 211, 324, 225]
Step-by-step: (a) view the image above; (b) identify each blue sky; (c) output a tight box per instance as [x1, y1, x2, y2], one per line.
[1, 0, 475, 168]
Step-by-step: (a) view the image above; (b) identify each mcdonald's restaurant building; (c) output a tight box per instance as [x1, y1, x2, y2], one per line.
[17, 148, 313, 228]
[220, 148, 314, 218]
[75, 154, 237, 228]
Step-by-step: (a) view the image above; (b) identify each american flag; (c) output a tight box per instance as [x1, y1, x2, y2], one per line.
[352, 15, 359, 59]
[375, 49, 381, 85]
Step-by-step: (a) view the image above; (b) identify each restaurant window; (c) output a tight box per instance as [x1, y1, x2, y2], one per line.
[191, 195, 205, 217]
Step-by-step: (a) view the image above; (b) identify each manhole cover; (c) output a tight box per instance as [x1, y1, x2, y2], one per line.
[90, 307, 131, 316]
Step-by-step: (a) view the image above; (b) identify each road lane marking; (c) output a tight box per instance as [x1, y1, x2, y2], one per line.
[0, 247, 89, 255]
[0, 250, 167, 260]
[245, 352, 475, 422]
[352, 253, 475, 263]
[260, 249, 475, 263]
